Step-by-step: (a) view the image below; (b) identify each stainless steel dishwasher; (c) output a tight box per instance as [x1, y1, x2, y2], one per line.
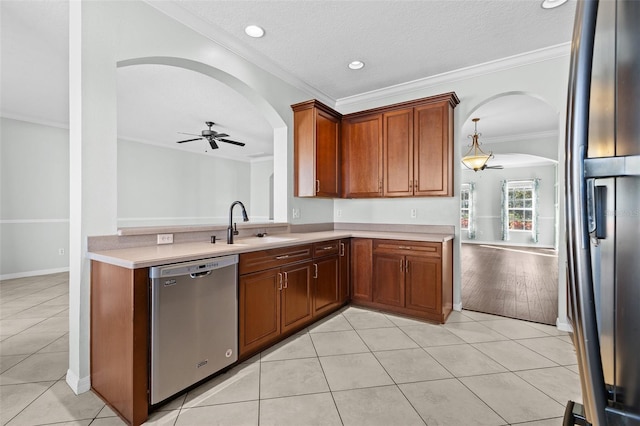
[149, 254, 238, 404]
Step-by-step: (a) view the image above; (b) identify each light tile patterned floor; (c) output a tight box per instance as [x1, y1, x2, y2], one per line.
[0, 272, 581, 425]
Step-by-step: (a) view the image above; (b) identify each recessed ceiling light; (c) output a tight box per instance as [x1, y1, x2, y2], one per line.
[244, 25, 265, 38]
[348, 60, 365, 70]
[541, 0, 568, 9]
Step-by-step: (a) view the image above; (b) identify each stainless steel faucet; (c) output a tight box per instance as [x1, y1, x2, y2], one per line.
[227, 201, 249, 244]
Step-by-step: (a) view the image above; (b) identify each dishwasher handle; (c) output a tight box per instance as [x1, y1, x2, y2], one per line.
[190, 270, 212, 279]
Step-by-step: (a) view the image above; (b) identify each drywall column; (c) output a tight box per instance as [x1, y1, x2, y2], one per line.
[68, 1, 118, 393]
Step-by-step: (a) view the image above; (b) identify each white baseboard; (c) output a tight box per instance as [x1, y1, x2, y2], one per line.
[66, 369, 91, 394]
[556, 317, 573, 332]
[0, 267, 69, 281]
[453, 303, 462, 312]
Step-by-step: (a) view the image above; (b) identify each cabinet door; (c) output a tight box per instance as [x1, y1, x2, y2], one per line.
[405, 255, 441, 313]
[351, 238, 373, 301]
[293, 101, 340, 198]
[414, 102, 453, 196]
[342, 114, 383, 198]
[313, 255, 340, 317]
[315, 109, 340, 197]
[339, 239, 351, 303]
[383, 108, 414, 197]
[373, 253, 405, 307]
[239, 268, 281, 357]
[281, 261, 313, 334]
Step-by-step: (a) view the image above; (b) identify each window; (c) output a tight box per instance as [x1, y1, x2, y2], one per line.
[507, 181, 535, 231]
[461, 185, 470, 230]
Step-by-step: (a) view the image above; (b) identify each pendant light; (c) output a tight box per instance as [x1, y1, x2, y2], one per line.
[461, 118, 493, 172]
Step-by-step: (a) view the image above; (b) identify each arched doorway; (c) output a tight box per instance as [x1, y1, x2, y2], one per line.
[459, 92, 560, 325]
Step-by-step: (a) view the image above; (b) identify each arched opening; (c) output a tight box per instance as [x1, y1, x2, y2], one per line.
[459, 92, 561, 325]
[115, 57, 288, 226]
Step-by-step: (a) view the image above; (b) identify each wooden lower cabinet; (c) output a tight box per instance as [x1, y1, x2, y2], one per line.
[354, 238, 453, 323]
[351, 238, 373, 301]
[281, 261, 314, 334]
[90, 261, 149, 426]
[239, 260, 313, 358]
[313, 255, 340, 317]
[373, 253, 405, 307]
[339, 239, 350, 303]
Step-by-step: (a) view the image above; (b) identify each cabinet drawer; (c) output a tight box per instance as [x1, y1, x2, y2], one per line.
[312, 240, 340, 258]
[239, 244, 313, 275]
[373, 240, 441, 257]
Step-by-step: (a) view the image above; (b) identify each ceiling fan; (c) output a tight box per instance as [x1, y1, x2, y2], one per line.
[176, 122, 246, 150]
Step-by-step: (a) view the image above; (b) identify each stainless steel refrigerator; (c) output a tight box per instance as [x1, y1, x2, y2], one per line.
[565, 0, 640, 424]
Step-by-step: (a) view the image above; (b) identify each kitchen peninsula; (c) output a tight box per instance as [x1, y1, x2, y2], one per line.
[88, 223, 453, 425]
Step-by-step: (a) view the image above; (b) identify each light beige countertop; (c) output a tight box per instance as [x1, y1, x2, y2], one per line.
[87, 230, 454, 269]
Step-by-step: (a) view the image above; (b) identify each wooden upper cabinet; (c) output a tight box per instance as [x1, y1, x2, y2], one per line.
[342, 114, 383, 198]
[414, 101, 454, 196]
[292, 100, 341, 198]
[383, 108, 414, 197]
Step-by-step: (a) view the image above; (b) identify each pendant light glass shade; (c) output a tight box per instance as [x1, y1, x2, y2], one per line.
[462, 118, 493, 171]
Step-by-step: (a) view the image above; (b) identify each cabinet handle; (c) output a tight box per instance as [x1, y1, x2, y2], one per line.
[339, 242, 345, 257]
[283, 272, 288, 289]
[322, 246, 334, 251]
[405, 259, 409, 273]
[409, 180, 413, 189]
[275, 255, 290, 260]
[313, 263, 318, 279]
[400, 261, 403, 273]
[379, 180, 382, 194]
[278, 273, 283, 290]
[414, 180, 417, 191]
[398, 246, 412, 250]
[316, 180, 320, 194]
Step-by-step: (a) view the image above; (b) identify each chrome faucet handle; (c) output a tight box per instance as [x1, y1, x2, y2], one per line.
[233, 222, 239, 236]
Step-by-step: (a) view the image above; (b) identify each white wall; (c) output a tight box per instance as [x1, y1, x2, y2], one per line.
[0, 118, 70, 279]
[460, 164, 557, 247]
[117, 139, 253, 227]
[250, 158, 274, 222]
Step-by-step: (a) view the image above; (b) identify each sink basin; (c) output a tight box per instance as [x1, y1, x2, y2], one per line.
[232, 236, 296, 245]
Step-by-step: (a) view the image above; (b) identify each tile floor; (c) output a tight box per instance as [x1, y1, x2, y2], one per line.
[0, 272, 581, 425]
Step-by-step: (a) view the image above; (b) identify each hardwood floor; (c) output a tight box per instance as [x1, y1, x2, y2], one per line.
[461, 243, 558, 325]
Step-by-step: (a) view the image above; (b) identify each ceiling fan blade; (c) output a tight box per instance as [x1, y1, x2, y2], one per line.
[208, 139, 219, 150]
[485, 165, 504, 170]
[177, 132, 202, 137]
[218, 138, 245, 147]
[177, 138, 203, 143]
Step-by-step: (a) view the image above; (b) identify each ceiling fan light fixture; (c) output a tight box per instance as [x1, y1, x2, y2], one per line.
[348, 60, 365, 70]
[541, 0, 568, 9]
[244, 25, 265, 38]
[462, 118, 494, 172]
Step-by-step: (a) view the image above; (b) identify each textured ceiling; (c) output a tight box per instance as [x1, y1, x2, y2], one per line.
[172, 0, 576, 99]
[1, 0, 576, 161]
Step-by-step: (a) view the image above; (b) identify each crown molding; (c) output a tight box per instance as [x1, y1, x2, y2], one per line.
[144, 1, 336, 108]
[335, 42, 571, 111]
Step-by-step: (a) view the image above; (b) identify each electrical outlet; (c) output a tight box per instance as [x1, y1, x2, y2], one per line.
[157, 233, 174, 244]
[58, 248, 65, 255]
[410, 208, 417, 219]
[336, 209, 342, 218]
[292, 208, 300, 219]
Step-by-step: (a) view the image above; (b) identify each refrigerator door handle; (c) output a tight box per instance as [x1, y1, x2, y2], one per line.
[565, 0, 607, 424]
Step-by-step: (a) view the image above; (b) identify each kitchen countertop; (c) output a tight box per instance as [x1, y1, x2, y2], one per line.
[87, 230, 454, 269]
